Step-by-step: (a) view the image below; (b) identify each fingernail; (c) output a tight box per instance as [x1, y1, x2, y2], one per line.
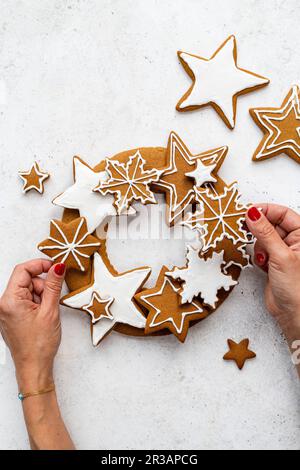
[54, 263, 66, 276]
[256, 253, 265, 265]
[248, 206, 261, 222]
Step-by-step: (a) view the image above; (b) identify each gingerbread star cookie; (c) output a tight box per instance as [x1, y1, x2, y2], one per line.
[250, 85, 300, 163]
[19, 162, 50, 194]
[166, 248, 237, 308]
[94, 151, 162, 213]
[62, 253, 151, 346]
[135, 266, 207, 342]
[38, 217, 101, 272]
[183, 183, 252, 251]
[223, 339, 256, 370]
[82, 293, 114, 324]
[154, 132, 228, 224]
[53, 157, 136, 234]
[177, 35, 270, 129]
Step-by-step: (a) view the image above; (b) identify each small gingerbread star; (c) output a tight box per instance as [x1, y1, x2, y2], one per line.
[223, 339, 256, 370]
[83, 292, 114, 324]
[19, 161, 50, 194]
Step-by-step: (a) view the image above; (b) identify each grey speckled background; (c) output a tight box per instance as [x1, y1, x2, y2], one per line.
[0, 0, 300, 450]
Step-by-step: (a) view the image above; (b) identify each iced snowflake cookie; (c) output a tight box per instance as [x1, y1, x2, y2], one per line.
[45, 132, 253, 346]
[19, 161, 50, 194]
[176, 35, 270, 129]
[250, 85, 300, 164]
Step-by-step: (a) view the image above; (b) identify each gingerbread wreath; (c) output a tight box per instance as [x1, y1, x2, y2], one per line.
[39, 132, 253, 346]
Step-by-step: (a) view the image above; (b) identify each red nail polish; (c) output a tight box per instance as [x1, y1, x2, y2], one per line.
[54, 263, 66, 276]
[248, 207, 261, 222]
[256, 253, 265, 265]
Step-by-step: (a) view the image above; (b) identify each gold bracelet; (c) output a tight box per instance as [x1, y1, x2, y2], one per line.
[18, 383, 55, 401]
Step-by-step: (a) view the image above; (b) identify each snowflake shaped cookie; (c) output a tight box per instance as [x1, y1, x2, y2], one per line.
[39, 217, 101, 272]
[166, 247, 237, 308]
[94, 151, 162, 213]
[183, 183, 252, 251]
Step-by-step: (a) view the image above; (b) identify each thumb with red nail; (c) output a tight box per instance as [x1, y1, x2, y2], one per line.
[246, 204, 300, 368]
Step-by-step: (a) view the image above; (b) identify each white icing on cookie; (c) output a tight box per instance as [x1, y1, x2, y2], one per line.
[38, 218, 101, 272]
[82, 292, 114, 324]
[253, 85, 300, 160]
[166, 247, 237, 307]
[183, 183, 252, 251]
[185, 160, 217, 187]
[140, 276, 203, 334]
[19, 162, 49, 194]
[95, 151, 163, 213]
[53, 157, 135, 233]
[63, 253, 151, 346]
[178, 35, 269, 128]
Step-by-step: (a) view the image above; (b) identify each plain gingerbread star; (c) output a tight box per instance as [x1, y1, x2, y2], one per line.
[177, 35, 270, 129]
[223, 339, 256, 370]
[135, 266, 207, 343]
[19, 161, 50, 194]
[250, 85, 300, 163]
[153, 132, 228, 224]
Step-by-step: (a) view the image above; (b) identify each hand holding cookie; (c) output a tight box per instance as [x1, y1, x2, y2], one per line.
[0, 260, 65, 390]
[246, 204, 300, 346]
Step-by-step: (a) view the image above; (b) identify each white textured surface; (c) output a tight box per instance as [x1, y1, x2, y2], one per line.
[0, 0, 300, 450]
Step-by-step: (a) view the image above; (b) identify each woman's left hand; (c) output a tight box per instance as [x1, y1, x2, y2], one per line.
[0, 259, 65, 391]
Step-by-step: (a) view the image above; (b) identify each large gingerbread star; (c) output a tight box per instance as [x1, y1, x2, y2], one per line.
[223, 339, 256, 370]
[177, 35, 270, 129]
[53, 157, 135, 234]
[154, 132, 228, 225]
[19, 162, 50, 194]
[250, 85, 300, 163]
[135, 267, 206, 343]
[62, 253, 151, 346]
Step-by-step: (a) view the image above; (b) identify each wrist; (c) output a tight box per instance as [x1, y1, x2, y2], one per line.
[16, 365, 54, 392]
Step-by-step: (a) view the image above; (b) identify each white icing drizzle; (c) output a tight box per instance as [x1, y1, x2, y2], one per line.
[253, 85, 300, 160]
[166, 247, 237, 308]
[183, 183, 253, 251]
[39, 218, 101, 272]
[95, 151, 162, 213]
[178, 35, 269, 128]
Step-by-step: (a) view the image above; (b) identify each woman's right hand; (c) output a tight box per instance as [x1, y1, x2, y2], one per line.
[246, 204, 300, 345]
